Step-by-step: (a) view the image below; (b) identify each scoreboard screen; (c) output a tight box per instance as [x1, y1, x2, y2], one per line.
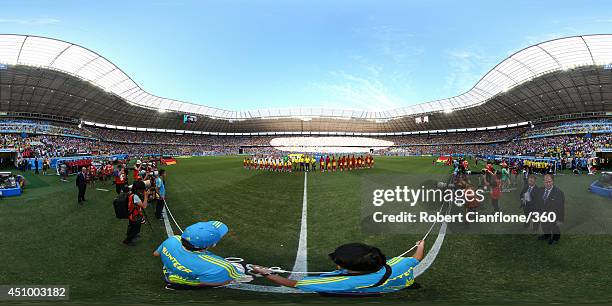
[183, 115, 198, 123]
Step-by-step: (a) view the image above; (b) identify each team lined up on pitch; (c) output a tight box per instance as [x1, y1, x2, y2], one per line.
[243, 154, 375, 172]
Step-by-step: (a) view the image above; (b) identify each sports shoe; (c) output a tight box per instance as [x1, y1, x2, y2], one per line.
[404, 282, 422, 290]
[122, 240, 136, 246]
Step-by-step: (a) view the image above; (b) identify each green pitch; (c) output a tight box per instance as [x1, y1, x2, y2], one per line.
[1, 156, 611, 305]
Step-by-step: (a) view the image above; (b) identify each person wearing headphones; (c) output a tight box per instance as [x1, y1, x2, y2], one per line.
[252, 240, 425, 295]
[153, 221, 245, 289]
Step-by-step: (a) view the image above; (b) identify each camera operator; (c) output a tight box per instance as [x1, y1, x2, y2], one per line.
[123, 181, 149, 246]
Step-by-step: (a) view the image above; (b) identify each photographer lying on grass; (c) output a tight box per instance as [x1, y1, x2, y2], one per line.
[252, 240, 425, 295]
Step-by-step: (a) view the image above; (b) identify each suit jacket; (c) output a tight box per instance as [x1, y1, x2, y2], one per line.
[76, 172, 87, 187]
[540, 186, 565, 222]
[520, 184, 541, 210]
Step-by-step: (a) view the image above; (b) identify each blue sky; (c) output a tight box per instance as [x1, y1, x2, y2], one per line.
[1, 0, 611, 111]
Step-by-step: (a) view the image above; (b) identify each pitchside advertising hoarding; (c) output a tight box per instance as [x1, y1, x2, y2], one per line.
[361, 174, 611, 235]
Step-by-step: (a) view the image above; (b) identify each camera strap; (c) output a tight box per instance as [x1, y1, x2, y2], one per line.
[363, 264, 392, 288]
[320, 264, 392, 288]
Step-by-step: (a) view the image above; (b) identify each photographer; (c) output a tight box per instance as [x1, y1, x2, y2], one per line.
[133, 160, 143, 181]
[113, 164, 127, 194]
[252, 241, 425, 295]
[123, 181, 149, 246]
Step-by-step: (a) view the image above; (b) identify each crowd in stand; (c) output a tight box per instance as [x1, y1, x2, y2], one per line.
[381, 127, 526, 145]
[380, 133, 610, 158]
[4, 135, 103, 158]
[494, 134, 611, 157]
[84, 126, 271, 147]
[522, 119, 612, 138]
[0, 119, 610, 162]
[0, 119, 96, 137]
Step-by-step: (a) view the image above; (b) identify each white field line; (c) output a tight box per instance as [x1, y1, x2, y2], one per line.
[162, 206, 174, 238]
[289, 171, 309, 281]
[414, 222, 447, 277]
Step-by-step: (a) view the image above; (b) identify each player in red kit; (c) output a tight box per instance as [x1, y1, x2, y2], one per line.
[319, 156, 325, 172]
[89, 164, 97, 188]
[331, 156, 337, 172]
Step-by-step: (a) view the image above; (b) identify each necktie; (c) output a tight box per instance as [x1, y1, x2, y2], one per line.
[544, 189, 550, 201]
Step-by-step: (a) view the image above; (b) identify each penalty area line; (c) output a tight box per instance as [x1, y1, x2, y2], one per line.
[96, 188, 110, 192]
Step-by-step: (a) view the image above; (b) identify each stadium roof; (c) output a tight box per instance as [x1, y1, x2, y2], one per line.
[0, 34, 611, 121]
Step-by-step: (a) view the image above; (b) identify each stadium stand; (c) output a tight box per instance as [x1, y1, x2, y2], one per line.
[1, 119, 609, 159]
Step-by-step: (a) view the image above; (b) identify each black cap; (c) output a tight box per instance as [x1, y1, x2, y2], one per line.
[328, 243, 386, 272]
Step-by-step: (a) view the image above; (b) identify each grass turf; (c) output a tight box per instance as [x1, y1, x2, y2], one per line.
[0, 156, 611, 305]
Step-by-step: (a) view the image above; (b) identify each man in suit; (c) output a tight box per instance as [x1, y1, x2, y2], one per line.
[76, 167, 87, 205]
[520, 174, 541, 232]
[538, 174, 565, 245]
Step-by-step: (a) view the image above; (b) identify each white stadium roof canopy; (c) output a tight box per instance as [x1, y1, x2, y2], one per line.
[0, 34, 611, 120]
